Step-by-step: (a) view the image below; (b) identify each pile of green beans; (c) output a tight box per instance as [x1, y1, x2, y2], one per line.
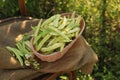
[6, 12, 82, 67]
[6, 35, 40, 68]
[33, 13, 82, 54]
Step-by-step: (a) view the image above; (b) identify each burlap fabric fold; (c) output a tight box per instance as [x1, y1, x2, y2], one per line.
[0, 17, 98, 80]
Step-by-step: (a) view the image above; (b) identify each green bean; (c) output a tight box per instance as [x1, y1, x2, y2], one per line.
[33, 33, 42, 45]
[21, 34, 31, 41]
[51, 36, 70, 44]
[6, 46, 23, 56]
[33, 29, 48, 45]
[25, 54, 33, 59]
[24, 41, 32, 51]
[16, 42, 24, 54]
[16, 55, 24, 66]
[17, 41, 30, 55]
[6, 47, 24, 66]
[53, 15, 61, 27]
[48, 26, 71, 41]
[71, 11, 76, 18]
[45, 50, 54, 54]
[75, 31, 79, 38]
[64, 19, 75, 31]
[31, 26, 36, 30]
[65, 23, 79, 32]
[67, 27, 80, 34]
[34, 19, 42, 37]
[67, 33, 74, 37]
[24, 41, 31, 49]
[36, 34, 51, 51]
[75, 15, 82, 24]
[47, 38, 56, 46]
[41, 43, 63, 52]
[22, 41, 30, 54]
[49, 31, 59, 36]
[41, 14, 60, 28]
[60, 43, 65, 52]
[58, 16, 67, 29]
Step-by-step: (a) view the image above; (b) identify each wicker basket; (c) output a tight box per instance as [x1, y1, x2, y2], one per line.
[31, 13, 85, 62]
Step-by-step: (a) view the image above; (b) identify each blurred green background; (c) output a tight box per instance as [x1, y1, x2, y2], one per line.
[0, 0, 120, 80]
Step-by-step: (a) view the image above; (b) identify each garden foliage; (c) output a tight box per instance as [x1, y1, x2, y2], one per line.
[0, 0, 120, 80]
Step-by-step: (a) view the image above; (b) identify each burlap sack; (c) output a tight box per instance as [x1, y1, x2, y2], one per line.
[0, 17, 98, 80]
